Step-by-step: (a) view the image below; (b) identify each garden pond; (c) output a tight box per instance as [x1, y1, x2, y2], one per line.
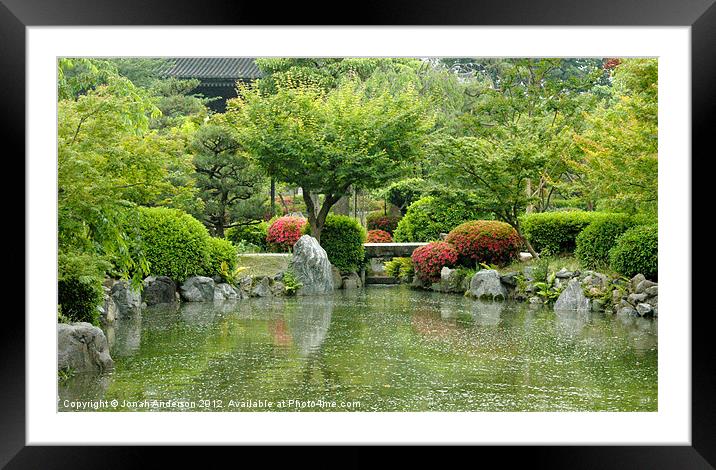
[59, 286, 657, 412]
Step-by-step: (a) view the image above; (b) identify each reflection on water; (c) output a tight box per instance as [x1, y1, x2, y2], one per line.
[59, 286, 657, 412]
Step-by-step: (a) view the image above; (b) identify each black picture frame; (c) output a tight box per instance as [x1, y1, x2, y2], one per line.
[4, 0, 711, 467]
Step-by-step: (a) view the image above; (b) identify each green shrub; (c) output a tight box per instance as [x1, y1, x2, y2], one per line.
[304, 215, 366, 273]
[575, 214, 635, 269]
[282, 270, 302, 295]
[609, 224, 658, 279]
[205, 237, 238, 278]
[445, 220, 521, 267]
[521, 211, 617, 255]
[384, 177, 426, 214]
[225, 222, 269, 251]
[137, 206, 211, 282]
[384, 257, 414, 283]
[394, 196, 485, 242]
[57, 251, 109, 325]
[57, 276, 103, 325]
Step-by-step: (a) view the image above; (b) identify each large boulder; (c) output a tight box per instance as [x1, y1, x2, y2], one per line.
[251, 276, 272, 297]
[468, 270, 507, 300]
[554, 278, 591, 312]
[290, 235, 334, 295]
[58, 322, 114, 373]
[342, 272, 362, 289]
[143, 276, 177, 306]
[179, 276, 215, 302]
[110, 280, 143, 317]
[214, 283, 239, 300]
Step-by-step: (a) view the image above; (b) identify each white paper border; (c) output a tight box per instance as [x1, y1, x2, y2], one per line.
[27, 26, 690, 445]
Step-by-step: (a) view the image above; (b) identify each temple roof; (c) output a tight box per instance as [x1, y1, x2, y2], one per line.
[162, 58, 262, 80]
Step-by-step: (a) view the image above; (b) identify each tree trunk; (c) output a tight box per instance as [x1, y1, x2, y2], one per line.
[302, 189, 342, 243]
[514, 222, 539, 260]
[270, 178, 276, 216]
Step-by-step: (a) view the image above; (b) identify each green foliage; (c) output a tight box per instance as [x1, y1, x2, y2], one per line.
[58, 366, 76, 384]
[609, 224, 658, 280]
[427, 59, 604, 239]
[229, 76, 432, 240]
[282, 270, 303, 296]
[570, 59, 658, 213]
[383, 177, 427, 214]
[393, 196, 484, 242]
[57, 276, 103, 325]
[521, 211, 618, 255]
[57, 251, 111, 325]
[384, 257, 414, 283]
[226, 222, 269, 251]
[532, 272, 563, 304]
[306, 215, 366, 273]
[205, 237, 238, 279]
[190, 120, 268, 237]
[575, 214, 635, 269]
[137, 207, 211, 282]
[58, 67, 195, 285]
[530, 258, 551, 283]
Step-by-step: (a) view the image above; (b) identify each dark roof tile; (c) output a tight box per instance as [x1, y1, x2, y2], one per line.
[163, 58, 262, 79]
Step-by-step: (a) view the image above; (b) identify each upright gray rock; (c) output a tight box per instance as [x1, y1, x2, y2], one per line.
[58, 322, 114, 373]
[468, 270, 507, 300]
[214, 283, 240, 300]
[342, 272, 362, 289]
[101, 286, 119, 323]
[251, 276, 272, 297]
[180, 276, 215, 302]
[290, 235, 334, 295]
[143, 276, 177, 305]
[554, 278, 591, 312]
[110, 280, 143, 317]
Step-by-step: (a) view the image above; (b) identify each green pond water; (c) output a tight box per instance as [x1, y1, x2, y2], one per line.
[58, 286, 657, 412]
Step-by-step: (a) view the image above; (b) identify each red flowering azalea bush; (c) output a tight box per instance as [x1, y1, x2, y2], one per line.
[266, 216, 308, 252]
[411, 241, 459, 282]
[445, 220, 521, 267]
[366, 229, 393, 243]
[366, 212, 401, 234]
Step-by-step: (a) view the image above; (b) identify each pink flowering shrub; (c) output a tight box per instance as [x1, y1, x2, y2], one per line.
[266, 216, 308, 252]
[445, 220, 521, 267]
[366, 229, 393, 243]
[366, 212, 401, 234]
[411, 241, 459, 282]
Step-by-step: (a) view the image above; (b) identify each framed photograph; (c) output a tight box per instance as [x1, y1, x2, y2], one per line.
[6, 0, 712, 466]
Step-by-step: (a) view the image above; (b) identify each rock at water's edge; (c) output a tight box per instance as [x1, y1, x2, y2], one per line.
[290, 235, 334, 295]
[58, 322, 114, 373]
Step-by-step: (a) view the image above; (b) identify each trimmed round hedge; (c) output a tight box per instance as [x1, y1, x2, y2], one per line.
[411, 241, 459, 282]
[267, 216, 308, 252]
[520, 211, 618, 255]
[445, 220, 521, 267]
[575, 215, 634, 269]
[226, 221, 269, 251]
[304, 215, 366, 273]
[205, 237, 238, 277]
[609, 224, 658, 280]
[137, 206, 211, 282]
[366, 229, 393, 243]
[394, 196, 485, 243]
